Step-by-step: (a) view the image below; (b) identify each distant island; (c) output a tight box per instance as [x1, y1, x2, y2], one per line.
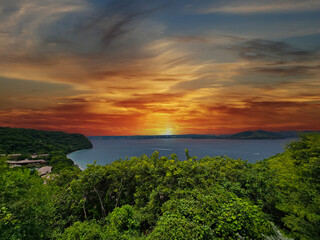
[90, 130, 317, 140]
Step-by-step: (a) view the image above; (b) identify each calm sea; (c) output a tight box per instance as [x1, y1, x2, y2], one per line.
[68, 138, 297, 169]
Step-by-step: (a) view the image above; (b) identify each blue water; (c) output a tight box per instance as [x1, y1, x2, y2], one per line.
[68, 138, 297, 169]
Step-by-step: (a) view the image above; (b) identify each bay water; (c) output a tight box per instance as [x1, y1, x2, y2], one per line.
[68, 138, 297, 169]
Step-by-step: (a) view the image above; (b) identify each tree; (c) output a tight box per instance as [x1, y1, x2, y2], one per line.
[0, 158, 57, 240]
[267, 133, 320, 239]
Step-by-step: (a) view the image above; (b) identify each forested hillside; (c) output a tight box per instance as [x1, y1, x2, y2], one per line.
[0, 127, 92, 154]
[0, 133, 319, 239]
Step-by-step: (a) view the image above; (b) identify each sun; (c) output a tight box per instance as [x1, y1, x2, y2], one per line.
[163, 128, 173, 135]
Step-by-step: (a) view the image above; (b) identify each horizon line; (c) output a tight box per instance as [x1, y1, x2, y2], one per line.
[86, 129, 319, 137]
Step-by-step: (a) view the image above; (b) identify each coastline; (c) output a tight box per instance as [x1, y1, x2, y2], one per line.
[67, 148, 90, 170]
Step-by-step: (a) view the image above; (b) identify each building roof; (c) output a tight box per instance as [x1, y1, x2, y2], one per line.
[38, 166, 53, 176]
[8, 154, 21, 157]
[7, 159, 46, 165]
[31, 154, 49, 158]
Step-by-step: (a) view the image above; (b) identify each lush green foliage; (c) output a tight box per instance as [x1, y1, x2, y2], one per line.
[267, 133, 320, 239]
[0, 127, 92, 154]
[0, 133, 319, 239]
[0, 158, 57, 240]
[49, 151, 76, 173]
[46, 153, 275, 239]
[149, 188, 273, 240]
[57, 220, 105, 240]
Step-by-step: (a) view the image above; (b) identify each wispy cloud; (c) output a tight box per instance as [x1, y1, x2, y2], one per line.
[245, 65, 320, 76]
[230, 39, 319, 64]
[201, 0, 320, 14]
[77, 0, 169, 48]
[0, 1, 319, 135]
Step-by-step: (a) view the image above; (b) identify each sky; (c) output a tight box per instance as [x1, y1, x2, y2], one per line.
[0, 0, 319, 136]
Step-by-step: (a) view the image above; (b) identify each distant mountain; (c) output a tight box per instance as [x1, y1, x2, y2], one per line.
[229, 130, 285, 139]
[229, 130, 319, 139]
[90, 130, 317, 140]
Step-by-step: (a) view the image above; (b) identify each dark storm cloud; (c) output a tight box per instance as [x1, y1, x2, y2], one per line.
[231, 39, 319, 64]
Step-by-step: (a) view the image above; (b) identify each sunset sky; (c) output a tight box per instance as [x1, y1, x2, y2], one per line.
[0, 0, 320, 136]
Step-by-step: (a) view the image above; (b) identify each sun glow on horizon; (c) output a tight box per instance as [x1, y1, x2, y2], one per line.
[163, 128, 173, 135]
